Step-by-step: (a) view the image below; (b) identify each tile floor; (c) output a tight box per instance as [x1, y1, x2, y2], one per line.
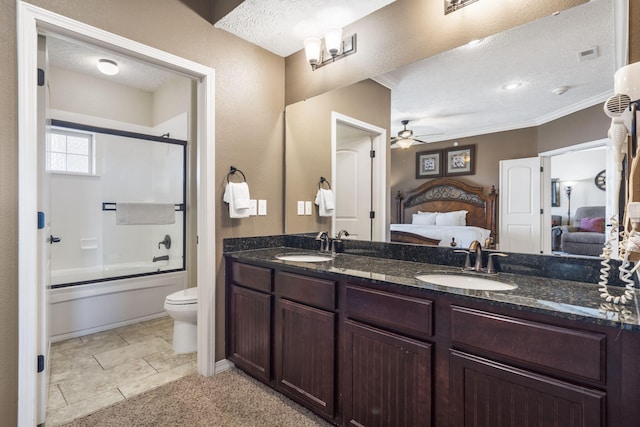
[45, 316, 197, 426]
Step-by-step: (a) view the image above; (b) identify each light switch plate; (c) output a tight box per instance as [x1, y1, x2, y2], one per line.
[297, 201, 305, 215]
[305, 201, 312, 215]
[258, 199, 267, 216]
[249, 199, 257, 216]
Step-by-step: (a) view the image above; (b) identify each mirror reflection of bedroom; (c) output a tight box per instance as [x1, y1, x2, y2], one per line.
[285, 0, 623, 260]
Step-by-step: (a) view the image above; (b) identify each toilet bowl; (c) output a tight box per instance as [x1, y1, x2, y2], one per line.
[164, 287, 198, 354]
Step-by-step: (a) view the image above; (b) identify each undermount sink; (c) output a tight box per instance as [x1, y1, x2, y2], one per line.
[275, 254, 334, 263]
[415, 274, 517, 291]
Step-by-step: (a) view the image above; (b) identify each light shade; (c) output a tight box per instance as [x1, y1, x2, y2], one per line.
[397, 138, 413, 149]
[304, 38, 321, 66]
[615, 62, 640, 101]
[324, 27, 343, 57]
[97, 59, 119, 76]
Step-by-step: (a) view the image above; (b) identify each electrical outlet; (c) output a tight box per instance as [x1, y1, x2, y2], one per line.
[249, 199, 257, 216]
[297, 201, 305, 215]
[305, 201, 312, 215]
[258, 199, 267, 216]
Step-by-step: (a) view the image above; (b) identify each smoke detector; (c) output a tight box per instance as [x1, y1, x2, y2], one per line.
[552, 86, 569, 95]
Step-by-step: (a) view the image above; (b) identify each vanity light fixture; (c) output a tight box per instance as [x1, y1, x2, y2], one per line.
[97, 58, 119, 76]
[445, 0, 479, 14]
[303, 29, 357, 71]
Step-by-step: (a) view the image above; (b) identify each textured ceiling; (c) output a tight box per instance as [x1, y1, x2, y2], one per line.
[47, 37, 180, 93]
[214, 0, 396, 57]
[380, 0, 617, 143]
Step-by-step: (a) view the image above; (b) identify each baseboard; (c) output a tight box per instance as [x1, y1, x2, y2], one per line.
[214, 359, 235, 374]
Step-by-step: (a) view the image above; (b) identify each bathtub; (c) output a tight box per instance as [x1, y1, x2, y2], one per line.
[49, 267, 186, 342]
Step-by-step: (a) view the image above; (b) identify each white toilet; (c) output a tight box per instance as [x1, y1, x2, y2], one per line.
[164, 287, 198, 354]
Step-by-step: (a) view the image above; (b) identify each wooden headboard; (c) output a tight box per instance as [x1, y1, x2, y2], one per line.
[395, 178, 498, 246]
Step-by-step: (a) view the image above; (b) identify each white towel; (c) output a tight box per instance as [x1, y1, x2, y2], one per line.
[315, 188, 335, 217]
[115, 203, 175, 225]
[223, 182, 251, 218]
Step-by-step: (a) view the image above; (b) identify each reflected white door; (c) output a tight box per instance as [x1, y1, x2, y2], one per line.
[335, 136, 372, 240]
[499, 157, 550, 254]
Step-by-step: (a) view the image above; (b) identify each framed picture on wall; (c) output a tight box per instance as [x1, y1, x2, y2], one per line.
[416, 149, 443, 179]
[444, 144, 475, 176]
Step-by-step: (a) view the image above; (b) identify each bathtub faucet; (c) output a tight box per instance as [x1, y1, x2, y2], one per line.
[153, 255, 169, 262]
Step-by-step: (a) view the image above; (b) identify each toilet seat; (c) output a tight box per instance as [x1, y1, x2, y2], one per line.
[165, 287, 198, 305]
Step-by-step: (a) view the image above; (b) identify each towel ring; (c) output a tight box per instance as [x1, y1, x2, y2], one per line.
[319, 177, 331, 189]
[227, 166, 247, 183]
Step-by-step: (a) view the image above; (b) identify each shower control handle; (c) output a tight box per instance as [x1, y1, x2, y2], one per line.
[49, 235, 61, 244]
[158, 234, 171, 249]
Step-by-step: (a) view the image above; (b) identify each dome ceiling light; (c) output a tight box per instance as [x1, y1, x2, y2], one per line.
[97, 58, 119, 76]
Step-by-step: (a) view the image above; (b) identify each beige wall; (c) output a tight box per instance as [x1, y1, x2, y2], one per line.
[1, 0, 284, 424]
[285, 79, 390, 233]
[389, 104, 610, 223]
[390, 128, 538, 223]
[153, 77, 192, 127]
[284, 0, 588, 105]
[49, 67, 154, 126]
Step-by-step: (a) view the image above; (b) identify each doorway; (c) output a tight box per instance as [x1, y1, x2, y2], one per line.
[331, 112, 387, 241]
[17, 3, 216, 425]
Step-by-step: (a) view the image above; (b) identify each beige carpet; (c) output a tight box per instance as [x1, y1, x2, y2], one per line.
[60, 368, 333, 427]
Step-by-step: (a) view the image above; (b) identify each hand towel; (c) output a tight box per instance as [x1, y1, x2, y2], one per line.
[115, 203, 175, 225]
[315, 188, 335, 217]
[223, 182, 251, 218]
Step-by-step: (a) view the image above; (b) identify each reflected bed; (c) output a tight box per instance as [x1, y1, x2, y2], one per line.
[392, 178, 497, 248]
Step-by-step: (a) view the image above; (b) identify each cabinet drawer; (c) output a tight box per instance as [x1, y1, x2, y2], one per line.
[276, 271, 335, 310]
[232, 262, 272, 292]
[346, 286, 433, 339]
[451, 306, 606, 383]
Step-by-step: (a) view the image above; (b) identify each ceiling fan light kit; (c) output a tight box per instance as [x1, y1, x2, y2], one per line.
[445, 0, 479, 15]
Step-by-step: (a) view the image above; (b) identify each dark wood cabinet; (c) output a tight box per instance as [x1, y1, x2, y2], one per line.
[274, 298, 336, 418]
[449, 350, 605, 427]
[343, 320, 432, 427]
[225, 257, 640, 427]
[227, 284, 272, 382]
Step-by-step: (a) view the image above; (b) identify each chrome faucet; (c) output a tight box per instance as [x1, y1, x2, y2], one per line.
[316, 231, 330, 253]
[468, 240, 483, 272]
[455, 241, 508, 274]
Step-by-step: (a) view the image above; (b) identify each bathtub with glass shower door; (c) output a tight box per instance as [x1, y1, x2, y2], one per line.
[47, 120, 187, 341]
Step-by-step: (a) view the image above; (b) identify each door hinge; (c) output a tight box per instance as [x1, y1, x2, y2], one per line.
[540, 209, 544, 214]
[37, 68, 45, 87]
[540, 166, 544, 172]
[370, 211, 375, 219]
[38, 211, 45, 230]
[37, 355, 45, 373]
[370, 150, 375, 158]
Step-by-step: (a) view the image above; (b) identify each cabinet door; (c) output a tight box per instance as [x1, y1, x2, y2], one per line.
[343, 320, 432, 427]
[228, 284, 272, 382]
[274, 298, 335, 419]
[449, 350, 605, 427]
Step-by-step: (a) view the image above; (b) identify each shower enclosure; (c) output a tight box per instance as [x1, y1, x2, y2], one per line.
[48, 120, 186, 287]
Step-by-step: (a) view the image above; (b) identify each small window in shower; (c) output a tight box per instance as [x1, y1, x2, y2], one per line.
[47, 127, 96, 175]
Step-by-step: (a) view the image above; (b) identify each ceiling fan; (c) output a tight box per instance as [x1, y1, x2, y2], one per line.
[390, 120, 441, 149]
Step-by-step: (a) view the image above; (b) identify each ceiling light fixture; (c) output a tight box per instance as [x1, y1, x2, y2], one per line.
[445, 0, 479, 14]
[552, 86, 569, 95]
[303, 28, 357, 71]
[97, 58, 119, 76]
[396, 138, 414, 149]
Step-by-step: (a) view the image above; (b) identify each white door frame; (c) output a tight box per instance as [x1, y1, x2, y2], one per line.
[17, 3, 216, 426]
[331, 112, 387, 241]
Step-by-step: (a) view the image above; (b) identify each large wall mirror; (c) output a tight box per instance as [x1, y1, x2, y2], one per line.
[285, 0, 629, 259]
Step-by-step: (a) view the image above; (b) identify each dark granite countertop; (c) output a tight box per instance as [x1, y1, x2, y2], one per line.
[226, 246, 640, 332]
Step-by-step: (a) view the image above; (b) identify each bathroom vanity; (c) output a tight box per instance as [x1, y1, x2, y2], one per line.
[224, 243, 640, 427]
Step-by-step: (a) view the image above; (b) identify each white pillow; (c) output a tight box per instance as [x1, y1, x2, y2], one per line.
[412, 212, 437, 225]
[435, 210, 468, 226]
